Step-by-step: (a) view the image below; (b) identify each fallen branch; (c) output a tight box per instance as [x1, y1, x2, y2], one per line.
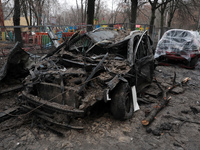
[142, 75, 190, 126]
[142, 97, 171, 126]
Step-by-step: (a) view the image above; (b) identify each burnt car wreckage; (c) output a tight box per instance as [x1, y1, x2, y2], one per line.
[0, 29, 154, 129]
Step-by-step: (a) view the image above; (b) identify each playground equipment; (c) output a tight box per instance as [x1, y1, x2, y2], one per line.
[1, 23, 150, 49]
[34, 32, 52, 49]
[47, 27, 60, 48]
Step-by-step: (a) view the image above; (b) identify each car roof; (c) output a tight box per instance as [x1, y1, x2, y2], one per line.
[164, 29, 200, 39]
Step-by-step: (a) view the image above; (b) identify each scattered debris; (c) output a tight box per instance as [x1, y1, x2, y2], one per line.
[137, 97, 156, 104]
[0, 107, 21, 123]
[171, 86, 184, 94]
[0, 84, 23, 95]
[142, 75, 191, 126]
[143, 83, 162, 98]
[164, 115, 200, 125]
[148, 122, 172, 136]
[190, 106, 200, 114]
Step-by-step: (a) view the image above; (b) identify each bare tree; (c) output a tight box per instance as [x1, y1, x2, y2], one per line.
[81, 0, 84, 23]
[0, 0, 5, 31]
[130, 0, 138, 30]
[84, 0, 87, 23]
[76, 0, 80, 23]
[158, 0, 171, 36]
[28, 0, 46, 25]
[148, 0, 160, 36]
[148, 0, 172, 36]
[87, 0, 95, 31]
[108, 3, 121, 24]
[167, 0, 180, 28]
[21, 0, 30, 26]
[94, 0, 101, 21]
[177, 0, 200, 29]
[13, 0, 22, 46]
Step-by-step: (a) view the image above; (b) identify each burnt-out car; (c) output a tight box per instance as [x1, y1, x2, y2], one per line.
[1, 29, 154, 124]
[155, 29, 200, 68]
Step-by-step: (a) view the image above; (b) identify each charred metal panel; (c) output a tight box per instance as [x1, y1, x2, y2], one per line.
[0, 42, 37, 81]
[22, 91, 85, 117]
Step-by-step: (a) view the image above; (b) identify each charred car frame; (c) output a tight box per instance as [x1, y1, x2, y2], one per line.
[0, 29, 154, 127]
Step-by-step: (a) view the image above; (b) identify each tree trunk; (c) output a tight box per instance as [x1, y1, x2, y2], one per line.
[29, 2, 32, 30]
[83, 0, 87, 23]
[29, 0, 38, 26]
[167, 1, 177, 28]
[81, 0, 83, 23]
[95, 0, 101, 21]
[22, 0, 30, 26]
[167, 18, 172, 27]
[130, 0, 138, 30]
[114, 13, 117, 24]
[160, 1, 168, 38]
[0, 0, 5, 32]
[87, 0, 95, 31]
[149, 8, 156, 37]
[13, 0, 22, 46]
[160, 11, 164, 37]
[76, 0, 80, 23]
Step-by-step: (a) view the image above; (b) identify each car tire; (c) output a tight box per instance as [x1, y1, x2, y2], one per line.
[110, 82, 133, 120]
[187, 56, 198, 67]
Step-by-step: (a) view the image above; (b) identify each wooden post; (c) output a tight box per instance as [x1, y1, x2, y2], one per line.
[27, 34, 29, 44]
[33, 35, 35, 45]
[25, 34, 27, 44]
[21, 33, 23, 41]
[40, 35, 44, 48]
[37, 35, 39, 45]
[39, 35, 42, 48]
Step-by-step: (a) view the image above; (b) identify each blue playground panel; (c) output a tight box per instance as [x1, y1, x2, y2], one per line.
[96, 25, 101, 29]
[64, 28, 69, 32]
[69, 26, 73, 31]
[57, 31, 63, 40]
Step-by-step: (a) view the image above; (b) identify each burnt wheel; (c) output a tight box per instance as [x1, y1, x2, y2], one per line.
[187, 56, 199, 68]
[110, 82, 133, 120]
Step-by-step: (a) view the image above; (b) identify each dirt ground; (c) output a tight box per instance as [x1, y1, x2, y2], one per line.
[0, 44, 200, 150]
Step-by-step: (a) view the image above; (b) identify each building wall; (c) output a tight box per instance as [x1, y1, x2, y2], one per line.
[4, 17, 30, 32]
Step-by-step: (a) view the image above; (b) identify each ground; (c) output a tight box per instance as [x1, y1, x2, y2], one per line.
[0, 43, 200, 150]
